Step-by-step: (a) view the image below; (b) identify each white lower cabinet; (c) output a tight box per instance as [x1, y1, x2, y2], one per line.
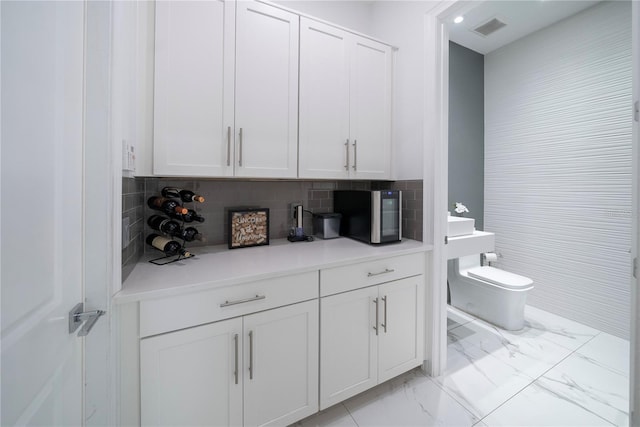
[320, 276, 424, 410]
[243, 301, 319, 426]
[131, 252, 427, 426]
[140, 317, 243, 427]
[140, 299, 318, 427]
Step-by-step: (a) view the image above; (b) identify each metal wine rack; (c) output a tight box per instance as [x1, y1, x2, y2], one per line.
[147, 191, 204, 266]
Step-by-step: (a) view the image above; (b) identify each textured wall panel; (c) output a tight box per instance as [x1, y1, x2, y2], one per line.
[484, 1, 632, 338]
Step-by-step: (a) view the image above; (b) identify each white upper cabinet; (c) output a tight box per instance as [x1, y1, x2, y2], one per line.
[350, 38, 393, 180]
[234, 2, 299, 178]
[298, 18, 351, 179]
[152, 2, 391, 179]
[299, 18, 393, 180]
[153, 0, 235, 177]
[153, 1, 298, 178]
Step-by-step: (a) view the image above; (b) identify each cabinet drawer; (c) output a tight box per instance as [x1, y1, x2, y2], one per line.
[140, 271, 318, 338]
[320, 253, 424, 297]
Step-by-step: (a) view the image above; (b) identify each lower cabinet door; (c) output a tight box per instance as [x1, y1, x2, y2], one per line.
[140, 317, 243, 427]
[243, 299, 319, 427]
[320, 286, 378, 410]
[377, 276, 425, 383]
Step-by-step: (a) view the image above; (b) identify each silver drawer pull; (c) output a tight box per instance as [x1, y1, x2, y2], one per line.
[233, 334, 239, 384]
[373, 298, 379, 336]
[344, 139, 349, 170]
[381, 296, 387, 333]
[220, 294, 266, 308]
[248, 330, 254, 380]
[367, 268, 395, 277]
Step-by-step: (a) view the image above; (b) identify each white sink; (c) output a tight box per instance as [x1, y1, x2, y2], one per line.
[447, 216, 475, 237]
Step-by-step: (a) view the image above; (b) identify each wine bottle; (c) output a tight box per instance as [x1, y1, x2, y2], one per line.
[146, 234, 191, 257]
[177, 227, 205, 242]
[161, 187, 205, 203]
[170, 208, 205, 223]
[147, 215, 181, 235]
[147, 196, 188, 216]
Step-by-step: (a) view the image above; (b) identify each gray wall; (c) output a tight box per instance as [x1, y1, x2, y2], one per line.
[448, 41, 484, 230]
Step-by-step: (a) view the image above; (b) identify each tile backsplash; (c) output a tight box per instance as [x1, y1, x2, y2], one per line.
[122, 177, 145, 280]
[122, 178, 423, 279]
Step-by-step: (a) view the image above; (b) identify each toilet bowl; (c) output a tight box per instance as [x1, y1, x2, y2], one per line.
[448, 254, 533, 331]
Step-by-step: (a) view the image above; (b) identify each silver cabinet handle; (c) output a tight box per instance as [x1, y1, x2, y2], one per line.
[227, 126, 231, 166]
[381, 296, 387, 333]
[352, 140, 357, 171]
[233, 333, 239, 384]
[220, 294, 265, 308]
[345, 139, 349, 170]
[373, 298, 379, 336]
[367, 268, 395, 278]
[238, 128, 243, 166]
[248, 330, 254, 380]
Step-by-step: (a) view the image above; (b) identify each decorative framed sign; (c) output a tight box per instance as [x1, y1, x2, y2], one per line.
[228, 208, 270, 249]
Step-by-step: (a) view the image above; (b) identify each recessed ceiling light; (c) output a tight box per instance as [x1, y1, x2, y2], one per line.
[454, 16, 464, 24]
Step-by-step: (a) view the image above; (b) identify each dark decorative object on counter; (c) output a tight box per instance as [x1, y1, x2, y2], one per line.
[228, 208, 269, 249]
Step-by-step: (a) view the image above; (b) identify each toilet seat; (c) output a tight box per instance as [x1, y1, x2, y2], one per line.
[467, 266, 533, 290]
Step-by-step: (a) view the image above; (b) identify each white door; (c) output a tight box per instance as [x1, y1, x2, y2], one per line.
[243, 300, 318, 427]
[153, 0, 235, 177]
[320, 287, 378, 410]
[378, 277, 425, 383]
[299, 18, 351, 179]
[350, 38, 392, 180]
[235, 1, 299, 178]
[630, 1, 640, 424]
[1, 1, 85, 425]
[140, 318, 243, 427]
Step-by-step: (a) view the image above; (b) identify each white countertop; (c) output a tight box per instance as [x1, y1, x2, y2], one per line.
[116, 238, 432, 304]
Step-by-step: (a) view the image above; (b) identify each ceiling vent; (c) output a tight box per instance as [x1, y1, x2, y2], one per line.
[472, 17, 507, 37]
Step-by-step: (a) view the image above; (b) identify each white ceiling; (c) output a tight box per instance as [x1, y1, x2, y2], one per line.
[448, 0, 601, 55]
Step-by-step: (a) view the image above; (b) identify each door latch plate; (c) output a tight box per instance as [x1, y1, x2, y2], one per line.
[69, 302, 106, 336]
[69, 303, 84, 334]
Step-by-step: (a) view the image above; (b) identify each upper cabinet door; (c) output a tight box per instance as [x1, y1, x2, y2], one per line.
[350, 38, 393, 180]
[235, 2, 299, 178]
[299, 18, 350, 179]
[153, 0, 235, 177]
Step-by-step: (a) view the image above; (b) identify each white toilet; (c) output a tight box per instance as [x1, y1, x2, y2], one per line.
[448, 254, 534, 330]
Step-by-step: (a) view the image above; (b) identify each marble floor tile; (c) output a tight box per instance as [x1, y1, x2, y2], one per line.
[482, 380, 615, 426]
[504, 306, 600, 352]
[292, 403, 357, 427]
[576, 332, 630, 376]
[292, 306, 628, 427]
[537, 351, 629, 426]
[447, 306, 476, 330]
[434, 336, 534, 419]
[448, 317, 574, 380]
[342, 369, 481, 427]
